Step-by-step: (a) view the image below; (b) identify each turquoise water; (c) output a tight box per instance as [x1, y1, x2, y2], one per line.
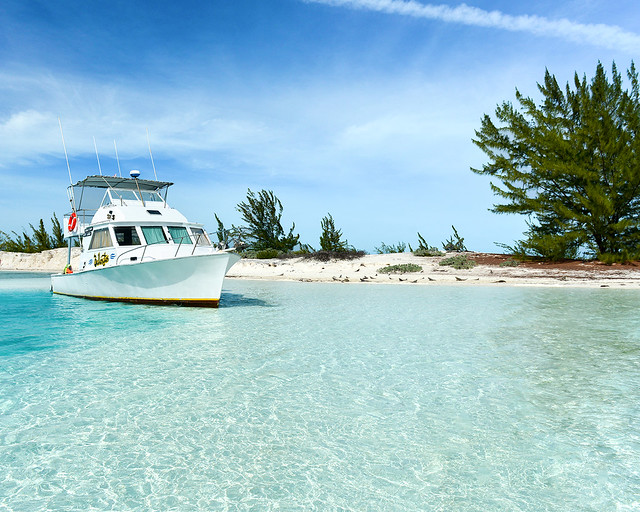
[1, 273, 639, 511]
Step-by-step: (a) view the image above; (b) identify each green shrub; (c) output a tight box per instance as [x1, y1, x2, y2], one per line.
[412, 232, 444, 256]
[499, 259, 520, 267]
[597, 251, 638, 264]
[303, 250, 366, 262]
[377, 263, 422, 274]
[439, 255, 476, 270]
[375, 242, 407, 254]
[442, 225, 467, 252]
[413, 247, 445, 257]
[256, 248, 281, 259]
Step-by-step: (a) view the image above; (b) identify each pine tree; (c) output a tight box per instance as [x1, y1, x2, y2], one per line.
[472, 61, 640, 259]
[319, 213, 348, 252]
[51, 213, 66, 248]
[236, 189, 299, 251]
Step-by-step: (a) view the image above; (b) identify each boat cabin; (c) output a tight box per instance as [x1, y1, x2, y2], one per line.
[64, 174, 216, 270]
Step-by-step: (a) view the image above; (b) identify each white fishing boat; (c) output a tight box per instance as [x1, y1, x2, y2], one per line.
[51, 171, 240, 307]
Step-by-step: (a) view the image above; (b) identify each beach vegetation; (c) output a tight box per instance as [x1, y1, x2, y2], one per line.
[442, 225, 467, 252]
[377, 263, 422, 274]
[411, 232, 444, 256]
[499, 258, 520, 267]
[303, 250, 366, 262]
[236, 189, 299, 252]
[375, 241, 407, 254]
[0, 214, 67, 253]
[473, 61, 640, 260]
[439, 255, 476, 270]
[319, 213, 349, 252]
[255, 248, 281, 259]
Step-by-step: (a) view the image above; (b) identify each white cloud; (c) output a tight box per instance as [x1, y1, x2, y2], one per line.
[304, 0, 640, 53]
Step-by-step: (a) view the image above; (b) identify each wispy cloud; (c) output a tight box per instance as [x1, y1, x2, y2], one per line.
[304, 0, 640, 53]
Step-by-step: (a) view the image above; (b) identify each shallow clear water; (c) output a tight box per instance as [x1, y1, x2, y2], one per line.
[1, 273, 639, 511]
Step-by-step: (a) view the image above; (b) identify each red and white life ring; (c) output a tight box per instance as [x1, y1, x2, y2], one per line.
[68, 212, 78, 232]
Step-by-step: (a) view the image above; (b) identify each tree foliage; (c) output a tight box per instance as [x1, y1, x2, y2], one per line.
[236, 189, 299, 252]
[472, 61, 640, 259]
[442, 225, 467, 252]
[0, 214, 67, 253]
[319, 213, 348, 252]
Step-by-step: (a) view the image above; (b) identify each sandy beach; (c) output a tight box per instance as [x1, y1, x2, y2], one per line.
[4, 247, 637, 288]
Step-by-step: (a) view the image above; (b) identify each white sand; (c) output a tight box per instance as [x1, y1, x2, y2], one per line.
[2, 248, 639, 288]
[227, 252, 640, 288]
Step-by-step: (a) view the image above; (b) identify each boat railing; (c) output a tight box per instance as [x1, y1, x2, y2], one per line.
[115, 234, 207, 265]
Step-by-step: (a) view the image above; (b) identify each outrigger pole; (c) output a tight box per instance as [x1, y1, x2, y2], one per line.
[114, 140, 122, 177]
[146, 128, 158, 181]
[58, 118, 77, 270]
[58, 117, 76, 212]
[93, 136, 103, 175]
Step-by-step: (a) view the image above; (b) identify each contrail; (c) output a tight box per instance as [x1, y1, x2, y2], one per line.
[304, 0, 640, 53]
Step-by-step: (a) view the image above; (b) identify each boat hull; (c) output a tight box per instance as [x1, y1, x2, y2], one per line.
[51, 251, 240, 307]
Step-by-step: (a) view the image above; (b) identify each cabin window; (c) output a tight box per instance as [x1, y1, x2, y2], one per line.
[141, 191, 163, 202]
[141, 226, 168, 245]
[191, 228, 211, 246]
[114, 226, 141, 246]
[113, 190, 139, 202]
[168, 226, 192, 244]
[89, 228, 113, 249]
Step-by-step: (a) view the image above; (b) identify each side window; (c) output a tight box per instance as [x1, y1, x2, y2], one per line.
[141, 226, 168, 245]
[89, 228, 113, 249]
[191, 228, 211, 246]
[168, 226, 192, 244]
[113, 226, 141, 246]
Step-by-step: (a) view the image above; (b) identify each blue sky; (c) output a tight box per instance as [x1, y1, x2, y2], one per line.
[1, 0, 639, 252]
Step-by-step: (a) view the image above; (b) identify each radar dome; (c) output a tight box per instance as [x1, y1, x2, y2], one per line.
[130, 169, 141, 178]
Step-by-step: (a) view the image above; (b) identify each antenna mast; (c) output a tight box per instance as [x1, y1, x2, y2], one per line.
[93, 136, 103, 175]
[58, 117, 76, 212]
[114, 139, 122, 177]
[146, 128, 158, 180]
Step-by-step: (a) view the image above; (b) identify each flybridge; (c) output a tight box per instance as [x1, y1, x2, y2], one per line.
[65, 173, 174, 235]
[72, 175, 173, 192]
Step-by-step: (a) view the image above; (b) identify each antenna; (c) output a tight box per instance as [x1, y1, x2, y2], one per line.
[146, 127, 158, 180]
[113, 139, 122, 177]
[93, 136, 103, 175]
[58, 117, 76, 212]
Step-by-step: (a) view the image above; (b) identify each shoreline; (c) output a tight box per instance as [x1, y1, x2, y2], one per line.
[3, 248, 640, 289]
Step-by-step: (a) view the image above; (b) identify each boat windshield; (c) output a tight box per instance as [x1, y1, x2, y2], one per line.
[104, 189, 164, 206]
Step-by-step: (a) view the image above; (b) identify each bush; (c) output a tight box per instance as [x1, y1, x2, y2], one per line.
[597, 251, 638, 264]
[375, 242, 407, 254]
[377, 263, 422, 274]
[412, 232, 444, 256]
[413, 247, 445, 257]
[499, 259, 520, 267]
[442, 225, 467, 252]
[303, 250, 366, 262]
[256, 248, 281, 259]
[439, 255, 476, 270]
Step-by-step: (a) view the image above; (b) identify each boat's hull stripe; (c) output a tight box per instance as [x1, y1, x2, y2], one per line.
[52, 291, 220, 308]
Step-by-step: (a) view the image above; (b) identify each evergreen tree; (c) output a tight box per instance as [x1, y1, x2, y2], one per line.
[319, 213, 348, 252]
[236, 189, 299, 251]
[51, 213, 65, 248]
[29, 219, 53, 251]
[472, 61, 640, 259]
